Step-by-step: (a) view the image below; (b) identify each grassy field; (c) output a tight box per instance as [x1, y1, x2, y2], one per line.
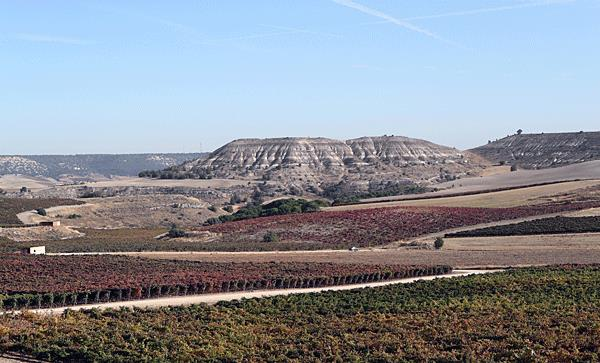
[1, 266, 598, 362]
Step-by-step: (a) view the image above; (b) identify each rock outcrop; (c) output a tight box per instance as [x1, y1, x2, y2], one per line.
[190, 137, 353, 173]
[168, 136, 482, 194]
[346, 136, 464, 164]
[471, 132, 600, 169]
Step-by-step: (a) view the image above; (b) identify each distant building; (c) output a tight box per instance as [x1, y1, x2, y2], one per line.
[22, 246, 46, 255]
[39, 221, 61, 227]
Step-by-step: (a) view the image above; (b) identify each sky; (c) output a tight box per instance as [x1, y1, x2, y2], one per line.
[1, 0, 599, 154]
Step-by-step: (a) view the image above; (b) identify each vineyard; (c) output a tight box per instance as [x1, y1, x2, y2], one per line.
[0, 254, 450, 310]
[0, 265, 598, 361]
[1, 202, 598, 253]
[198, 201, 600, 250]
[446, 215, 600, 237]
[0, 197, 83, 225]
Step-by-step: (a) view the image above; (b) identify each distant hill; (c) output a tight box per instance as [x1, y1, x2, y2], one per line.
[145, 136, 485, 195]
[470, 131, 600, 169]
[0, 153, 207, 178]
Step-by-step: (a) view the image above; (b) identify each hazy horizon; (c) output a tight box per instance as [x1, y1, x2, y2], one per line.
[2, 0, 598, 154]
[1, 128, 599, 156]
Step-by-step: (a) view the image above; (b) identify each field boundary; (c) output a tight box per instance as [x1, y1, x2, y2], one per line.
[0, 264, 451, 312]
[4, 270, 500, 316]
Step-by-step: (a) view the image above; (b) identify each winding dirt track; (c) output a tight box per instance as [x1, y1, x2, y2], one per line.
[13, 270, 498, 316]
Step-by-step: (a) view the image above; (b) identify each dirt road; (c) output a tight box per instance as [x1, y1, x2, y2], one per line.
[17, 270, 497, 316]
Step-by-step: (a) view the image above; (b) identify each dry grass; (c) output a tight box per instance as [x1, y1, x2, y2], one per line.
[133, 233, 600, 268]
[38, 195, 222, 229]
[478, 165, 511, 177]
[0, 197, 83, 225]
[327, 180, 600, 210]
[567, 208, 600, 217]
[443, 233, 600, 250]
[76, 177, 261, 189]
[0, 226, 83, 242]
[0, 175, 58, 192]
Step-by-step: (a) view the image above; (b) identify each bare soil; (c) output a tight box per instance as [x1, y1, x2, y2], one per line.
[0, 226, 83, 242]
[21, 195, 224, 229]
[0, 175, 58, 192]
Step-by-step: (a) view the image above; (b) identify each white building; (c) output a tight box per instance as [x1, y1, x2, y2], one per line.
[24, 246, 46, 255]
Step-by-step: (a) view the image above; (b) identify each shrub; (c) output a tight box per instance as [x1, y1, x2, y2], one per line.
[204, 217, 221, 225]
[510, 164, 518, 172]
[36, 208, 47, 216]
[208, 205, 218, 213]
[434, 237, 444, 250]
[263, 232, 280, 243]
[229, 194, 244, 205]
[168, 225, 187, 238]
[67, 214, 82, 219]
[203, 199, 327, 226]
[223, 206, 234, 213]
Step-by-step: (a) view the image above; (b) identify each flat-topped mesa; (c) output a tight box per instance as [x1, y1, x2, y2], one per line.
[175, 135, 476, 183]
[471, 131, 600, 169]
[346, 136, 464, 164]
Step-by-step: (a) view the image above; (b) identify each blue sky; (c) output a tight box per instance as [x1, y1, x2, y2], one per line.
[1, 0, 599, 154]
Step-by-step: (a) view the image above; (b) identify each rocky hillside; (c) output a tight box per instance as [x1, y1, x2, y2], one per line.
[0, 153, 206, 178]
[471, 131, 600, 169]
[346, 136, 465, 164]
[155, 136, 483, 194]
